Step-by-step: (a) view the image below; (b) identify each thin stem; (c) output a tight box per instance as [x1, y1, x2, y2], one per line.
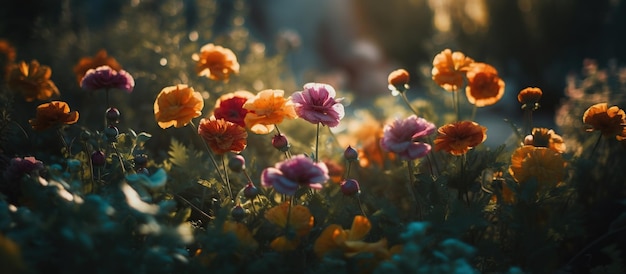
[566, 225, 626, 267]
[356, 194, 367, 217]
[344, 161, 353, 179]
[589, 133, 603, 159]
[400, 92, 420, 116]
[315, 122, 320, 162]
[460, 154, 470, 206]
[470, 105, 477, 121]
[406, 160, 422, 220]
[453, 90, 461, 121]
[111, 143, 126, 174]
[56, 128, 70, 157]
[175, 194, 214, 221]
[221, 154, 234, 202]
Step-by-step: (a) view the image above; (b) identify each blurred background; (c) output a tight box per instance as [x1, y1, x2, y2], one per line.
[1, 0, 625, 148]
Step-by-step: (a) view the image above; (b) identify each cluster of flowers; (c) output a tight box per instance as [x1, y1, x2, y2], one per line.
[3, 36, 626, 272]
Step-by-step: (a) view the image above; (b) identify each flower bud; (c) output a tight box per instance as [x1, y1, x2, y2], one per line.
[134, 154, 148, 169]
[388, 69, 410, 94]
[106, 107, 121, 124]
[228, 155, 246, 172]
[523, 135, 534, 146]
[343, 145, 359, 162]
[243, 182, 259, 200]
[104, 125, 119, 142]
[91, 150, 106, 167]
[231, 205, 245, 221]
[341, 179, 360, 196]
[272, 134, 290, 152]
[517, 87, 542, 111]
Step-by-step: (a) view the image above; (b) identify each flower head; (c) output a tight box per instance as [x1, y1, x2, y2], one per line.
[3, 156, 44, 182]
[523, 128, 566, 153]
[388, 69, 410, 95]
[198, 116, 248, 155]
[192, 43, 240, 82]
[314, 215, 389, 258]
[73, 49, 122, 84]
[292, 82, 344, 127]
[243, 89, 297, 134]
[582, 103, 626, 139]
[380, 115, 436, 161]
[465, 62, 505, 107]
[261, 154, 329, 195]
[509, 145, 565, 189]
[29, 101, 79, 131]
[517, 87, 542, 110]
[154, 84, 204, 129]
[80, 65, 134, 92]
[7, 60, 59, 102]
[213, 90, 254, 127]
[431, 49, 474, 91]
[434, 121, 487, 155]
[265, 202, 314, 251]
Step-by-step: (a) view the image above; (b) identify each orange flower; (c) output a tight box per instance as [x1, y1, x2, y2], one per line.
[434, 121, 487, 155]
[523, 128, 566, 153]
[243, 89, 297, 134]
[314, 215, 390, 259]
[7, 60, 60, 102]
[465, 62, 505, 107]
[517, 87, 542, 110]
[222, 221, 259, 250]
[387, 69, 410, 95]
[582, 103, 626, 139]
[0, 39, 16, 78]
[509, 145, 565, 189]
[197, 116, 248, 155]
[29, 101, 79, 131]
[73, 49, 122, 84]
[265, 202, 314, 251]
[192, 43, 240, 82]
[154, 84, 204, 129]
[431, 49, 474, 91]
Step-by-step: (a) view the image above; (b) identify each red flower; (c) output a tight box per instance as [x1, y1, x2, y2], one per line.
[213, 91, 254, 127]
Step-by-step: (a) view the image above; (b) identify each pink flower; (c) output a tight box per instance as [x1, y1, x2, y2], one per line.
[261, 154, 329, 195]
[380, 115, 436, 160]
[80, 65, 135, 92]
[3, 156, 44, 181]
[292, 82, 344, 127]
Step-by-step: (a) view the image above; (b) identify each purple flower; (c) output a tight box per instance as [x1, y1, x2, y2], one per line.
[380, 115, 436, 161]
[80, 65, 135, 92]
[3, 156, 44, 181]
[291, 82, 344, 127]
[261, 154, 329, 195]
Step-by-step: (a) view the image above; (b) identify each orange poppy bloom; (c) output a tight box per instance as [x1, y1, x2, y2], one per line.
[197, 116, 248, 155]
[7, 60, 60, 102]
[509, 145, 565, 189]
[0, 39, 16, 78]
[431, 49, 474, 91]
[434, 121, 487, 155]
[582, 103, 626, 139]
[243, 89, 297, 134]
[517, 87, 542, 110]
[192, 43, 240, 82]
[73, 49, 122, 84]
[465, 62, 505, 107]
[524, 128, 566, 153]
[222, 221, 259, 250]
[314, 215, 390, 259]
[265, 202, 314, 251]
[154, 84, 204, 129]
[29, 101, 79, 131]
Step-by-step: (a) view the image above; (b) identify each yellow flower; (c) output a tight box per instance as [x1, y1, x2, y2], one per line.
[314, 215, 390, 259]
[431, 49, 474, 91]
[29, 101, 79, 131]
[7, 60, 59, 102]
[154, 84, 204, 129]
[524, 128, 566, 154]
[465, 62, 505, 107]
[582, 103, 626, 140]
[264, 202, 314, 251]
[243, 89, 297, 134]
[192, 43, 240, 82]
[509, 145, 565, 189]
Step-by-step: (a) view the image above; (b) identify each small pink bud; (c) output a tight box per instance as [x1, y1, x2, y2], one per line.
[228, 155, 246, 172]
[106, 107, 121, 124]
[243, 182, 259, 200]
[340, 179, 360, 196]
[91, 150, 106, 167]
[272, 134, 290, 152]
[343, 145, 359, 161]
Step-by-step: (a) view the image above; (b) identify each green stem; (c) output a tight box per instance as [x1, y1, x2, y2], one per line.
[189, 121, 228, 188]
[315, 122, 320, 162]
[454, 90, 462, 121]
[111, 143, 126, 174]
[356, 194, 367, 217]
[221, 154, 234, 202]
[400, 92, 420, 116]
[406, 160, 422, 220]
[588, 132, 603, 159]
[56, 128, 70, 157]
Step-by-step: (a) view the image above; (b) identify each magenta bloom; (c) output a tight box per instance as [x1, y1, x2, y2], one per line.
[80, 65, 135, 92]
[3, 156, 44, 181]
[291, 82, 344, 127]
[261, 154, 329, 195]
[380, 115, 436, 161]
